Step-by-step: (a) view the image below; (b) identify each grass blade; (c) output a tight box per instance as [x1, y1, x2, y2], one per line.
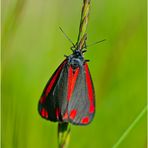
[113, 105, 147, 148]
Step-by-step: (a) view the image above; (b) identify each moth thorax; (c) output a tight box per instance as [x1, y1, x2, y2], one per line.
[70, 58, 83, 69]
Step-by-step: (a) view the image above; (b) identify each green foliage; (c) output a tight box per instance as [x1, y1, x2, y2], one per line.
[2, 0, 147, 148]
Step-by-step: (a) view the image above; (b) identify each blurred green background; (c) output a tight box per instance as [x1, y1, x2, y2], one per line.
[2, 0, 147, 148]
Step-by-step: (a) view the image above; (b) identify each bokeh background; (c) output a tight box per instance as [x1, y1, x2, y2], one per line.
[2, 0, 147, 147]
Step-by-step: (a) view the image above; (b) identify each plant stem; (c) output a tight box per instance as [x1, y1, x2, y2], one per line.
[58, 123, 71, 148]
[77, 0, 91, 50]
[57, 1, 91, 148]
[112, 106, 147, 148]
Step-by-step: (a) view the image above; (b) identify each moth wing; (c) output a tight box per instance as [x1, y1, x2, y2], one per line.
[67, 63, 95, 125]
[38, 60, 69, 122]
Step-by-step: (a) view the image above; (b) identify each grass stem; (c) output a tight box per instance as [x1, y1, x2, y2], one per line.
[113, 106, 147, 148]
[57, 0, 91, 147]
[58, 123, 71, 148]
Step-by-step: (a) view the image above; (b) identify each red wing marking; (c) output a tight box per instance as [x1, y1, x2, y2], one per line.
[41, 108, 48, 118]
[81, 116, 89, 124]
[63, 110, 68, 120]
[67, 66, 80, 101]
[84, 64, 95, 113]
[39, 96, 46, 104]
[69, 109, 77, 120]
[45, 60, 67, 97]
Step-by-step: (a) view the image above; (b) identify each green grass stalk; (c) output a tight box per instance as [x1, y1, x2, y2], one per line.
[58, 123, 71, 148]
[77, 0, 91, 49]
[113, 106, 147, 148]
[57, 0, 91, 148]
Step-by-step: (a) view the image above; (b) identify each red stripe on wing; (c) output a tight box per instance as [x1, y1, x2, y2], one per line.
[84, 63, 95, 113]
[67, 66, 80, 101]
[39, 96, 46, 104]
[69, 109, 77, 119]
[41, 108, 48, 118]
[63, 110, 68, 120]
[45, 60, 67, 97]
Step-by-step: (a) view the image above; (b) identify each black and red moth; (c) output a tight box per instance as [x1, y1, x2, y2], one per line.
[38, 47, 95, 125]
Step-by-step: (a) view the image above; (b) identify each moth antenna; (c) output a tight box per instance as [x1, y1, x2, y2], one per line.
[87, 39, 106, 48]
[59, 26, 75, 47]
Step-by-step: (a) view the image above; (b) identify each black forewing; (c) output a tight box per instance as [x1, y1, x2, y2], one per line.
[38, 60, 69, 122]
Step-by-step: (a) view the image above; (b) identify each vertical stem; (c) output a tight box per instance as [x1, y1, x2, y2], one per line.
[77, 0, 91, 49]
[57, 1, 91, 147]
[58, 123, 71, 148]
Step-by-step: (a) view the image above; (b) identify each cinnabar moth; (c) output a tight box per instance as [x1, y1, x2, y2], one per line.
[38, 48, 95, 125]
